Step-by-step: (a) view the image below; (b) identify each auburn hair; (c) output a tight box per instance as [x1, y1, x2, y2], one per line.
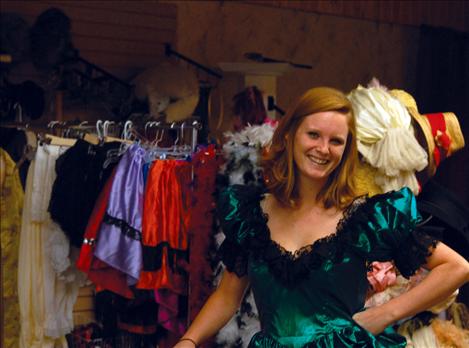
[262, 87, 358, 209]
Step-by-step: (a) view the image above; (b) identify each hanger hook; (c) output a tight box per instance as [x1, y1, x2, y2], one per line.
[103, 120, 115, 138]
[153, 122, 164, 147]
[180, 122, 186, 147]
[96, 120, 104, 140]
[171, 122, 180, 147]
[121, 120, 132, 140]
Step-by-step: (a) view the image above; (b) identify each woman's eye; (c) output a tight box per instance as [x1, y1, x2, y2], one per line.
[330, 138, 345, 145]
[308, 132, 319, 138]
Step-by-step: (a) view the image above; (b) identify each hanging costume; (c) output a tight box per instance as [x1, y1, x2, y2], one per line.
[1, 149, 24, 348]
[188, 145, 222, 323]
[76, 169, 135, 299]
[48, 139, 120, 247]
[94, 144, 147, 285]
[18, 144, 84, 348]
[138, 158, 192, 336]
[217, 185, 437, 348]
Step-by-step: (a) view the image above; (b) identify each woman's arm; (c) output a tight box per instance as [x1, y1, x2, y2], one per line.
[174, 269, 250, 347]
[353, 242, 469, 335]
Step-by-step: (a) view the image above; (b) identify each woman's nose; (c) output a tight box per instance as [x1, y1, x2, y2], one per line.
[315, 139, 329, 153]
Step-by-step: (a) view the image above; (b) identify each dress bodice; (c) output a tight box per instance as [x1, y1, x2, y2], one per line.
[217, 185, 438, 348]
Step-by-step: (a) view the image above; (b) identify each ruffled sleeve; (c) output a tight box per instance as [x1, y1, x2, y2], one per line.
[217, 185, 265, 277]
[347, 187, 439, 278]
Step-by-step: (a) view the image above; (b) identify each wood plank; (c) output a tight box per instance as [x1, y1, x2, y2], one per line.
[1, 1, 176, 30]
[71, 21, 175, 44]
[78, 285, 95, 296]
[72, 35, 166, 56]
[74, 295, 94, 311]
[80, 50, 167, 69]
[73, 311, 95, 326]
[244, 0, 468, 32]
[46, 0, 177, 17]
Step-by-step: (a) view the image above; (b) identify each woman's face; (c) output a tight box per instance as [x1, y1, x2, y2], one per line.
[292, 111, 349, 185]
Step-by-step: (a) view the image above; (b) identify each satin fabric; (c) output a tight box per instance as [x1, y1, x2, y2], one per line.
[137, 159, 192, 292]
[94, 144, 146, 285]
[76, 169, 134, 299]
[138, 159, 192, 335]
[217, 186, 433, 348]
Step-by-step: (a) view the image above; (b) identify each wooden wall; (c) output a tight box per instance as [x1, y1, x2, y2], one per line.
[249, 0, 468, 32]
[2, 0, 177, 79]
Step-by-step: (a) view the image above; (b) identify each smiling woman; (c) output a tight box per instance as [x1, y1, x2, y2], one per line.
[293, 111, 349, 194]
[264, 87, 358, 210]
[173, 87, 469, 348]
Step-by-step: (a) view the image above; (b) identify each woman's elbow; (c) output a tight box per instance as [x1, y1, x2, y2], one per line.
[451, 257, 469, 284]
[462, 261, 469, 283]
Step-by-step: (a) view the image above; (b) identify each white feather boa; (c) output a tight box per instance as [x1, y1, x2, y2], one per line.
[219, 123, 275, 186]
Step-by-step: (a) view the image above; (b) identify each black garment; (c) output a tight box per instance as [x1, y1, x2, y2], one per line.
[417, 179, 469, 306]
[417, 179, 469, 259]
[0, 127, 29, 188]
[48, 139, 120, 247]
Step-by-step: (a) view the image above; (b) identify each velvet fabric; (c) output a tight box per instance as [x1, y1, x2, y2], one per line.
[217, 185, 438, 348]
[48, 139, 120, 247]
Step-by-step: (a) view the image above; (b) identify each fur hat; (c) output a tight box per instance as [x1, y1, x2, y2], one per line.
[132, 62, 199, 123]
[389, 89, 465, 180]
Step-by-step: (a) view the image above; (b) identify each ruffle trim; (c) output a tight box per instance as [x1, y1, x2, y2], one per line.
[218, 186, 440, 285]
[393, 227, 438, 278]
[248, 327, 407, 348]
[342, 193, 439, 278]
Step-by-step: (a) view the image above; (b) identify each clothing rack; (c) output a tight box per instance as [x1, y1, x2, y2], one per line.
[141, 120, 201, 153]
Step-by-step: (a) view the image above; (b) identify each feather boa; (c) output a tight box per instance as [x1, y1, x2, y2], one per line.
[214, 123, 275, 347]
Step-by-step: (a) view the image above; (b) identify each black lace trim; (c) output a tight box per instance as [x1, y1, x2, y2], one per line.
[263, 196, 365, 261]
[395, 226, 438, 278]
[142, 242, 188, 272]
[218, 239, 249, 277]
[250, 197, 364, 286]
[102, 213, 142, 241]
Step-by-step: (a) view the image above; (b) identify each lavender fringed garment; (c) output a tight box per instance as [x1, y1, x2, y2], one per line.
[94, 144, 147, 285]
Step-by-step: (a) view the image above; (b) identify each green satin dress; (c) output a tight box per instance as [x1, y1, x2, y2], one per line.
[217, 185, 437, 348]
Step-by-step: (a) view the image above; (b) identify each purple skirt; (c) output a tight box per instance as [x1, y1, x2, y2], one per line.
[94, 144, 146, 285]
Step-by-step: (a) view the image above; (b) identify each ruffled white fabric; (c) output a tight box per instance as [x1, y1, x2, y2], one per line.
[18, 144, 84, 348]
[348, 85, 428, 194]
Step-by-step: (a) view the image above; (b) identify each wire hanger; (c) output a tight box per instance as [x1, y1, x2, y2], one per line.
[102, 120, 135, 169]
